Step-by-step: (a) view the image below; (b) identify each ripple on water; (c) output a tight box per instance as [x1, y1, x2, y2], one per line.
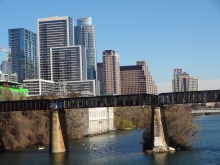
[1, 116, 220, 165]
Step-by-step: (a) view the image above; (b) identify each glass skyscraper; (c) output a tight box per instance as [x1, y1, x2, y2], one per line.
[9, 28, 37, 83]
[50, 46, 87, 81]
[38, 16, 74, 81]
[74, 17, 97, 80]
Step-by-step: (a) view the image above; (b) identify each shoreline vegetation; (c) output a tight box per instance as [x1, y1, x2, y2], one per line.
[0, 86, 202, 152]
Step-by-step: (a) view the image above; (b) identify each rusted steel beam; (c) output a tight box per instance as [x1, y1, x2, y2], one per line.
[0, 99, 52, 112]
[0, 90, 220, 112]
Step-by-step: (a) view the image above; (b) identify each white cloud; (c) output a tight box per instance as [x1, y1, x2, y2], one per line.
[156, 79, 220, 94]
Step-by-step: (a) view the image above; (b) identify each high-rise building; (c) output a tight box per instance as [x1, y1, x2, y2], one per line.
[172, 68, 198, 92]
[74, 17, 97, 80]
[0, 70, 18, 82]
[120, 61, 157, 95]
[38, 16, 74, 81]
[9, 28, 37, 83]
[102, 50, 121, 95]
[50, 46, 87, 81]
[172, 67, 184, 92]
[1, 60, 10, 74]
[97, 62, 104, 94]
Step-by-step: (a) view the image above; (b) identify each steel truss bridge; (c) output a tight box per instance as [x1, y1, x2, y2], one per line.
[0, 90, 219, 112]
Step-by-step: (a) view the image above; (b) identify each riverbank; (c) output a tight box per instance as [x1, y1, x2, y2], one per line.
[192, 113, 220, 117]
[1, 116, 220, 165]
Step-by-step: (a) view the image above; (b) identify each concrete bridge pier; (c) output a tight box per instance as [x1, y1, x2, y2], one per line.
[49, 110, 69, 153]
[151, 106, 175, 152]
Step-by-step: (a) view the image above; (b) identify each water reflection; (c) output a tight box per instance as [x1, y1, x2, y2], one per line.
[153, 152, 169, 165]
[50, 152, 68, 165]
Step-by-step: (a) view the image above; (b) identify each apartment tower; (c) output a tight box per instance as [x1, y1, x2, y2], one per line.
[172, 67, 198, 92]
[102, 50, 121, 95]
[172, 67, 184, 92]
[120, 61, 157, 95]
[9, 28, 37, 83]
[74, 17, 97, 80]
[38, 16, 74, 81]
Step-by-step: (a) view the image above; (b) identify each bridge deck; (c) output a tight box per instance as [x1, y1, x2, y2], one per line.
[0, 89, 220, 112]
[0, 100, 51, 112]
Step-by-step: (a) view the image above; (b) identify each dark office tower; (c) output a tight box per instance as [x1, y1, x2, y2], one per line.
[97, 62, 103, 94]
[38, 16, 74, 80]
[9, 28, 37, 83]
[74, 17, 97, 80]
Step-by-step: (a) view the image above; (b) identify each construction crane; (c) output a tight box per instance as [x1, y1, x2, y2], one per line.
[0, 46, 10, 54]
[0, 46, 11, 59]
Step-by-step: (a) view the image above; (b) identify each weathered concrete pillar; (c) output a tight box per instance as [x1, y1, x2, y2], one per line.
[151, 106, 175, 152]
[49, 110, 69, 153]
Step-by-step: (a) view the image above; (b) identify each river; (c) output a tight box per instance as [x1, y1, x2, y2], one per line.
[1, 115, 220, 165]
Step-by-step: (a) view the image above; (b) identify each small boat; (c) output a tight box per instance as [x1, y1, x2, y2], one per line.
[39, 146, 45, 150]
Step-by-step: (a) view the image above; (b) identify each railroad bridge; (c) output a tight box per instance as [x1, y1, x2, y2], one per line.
[0, 90, 219, 153]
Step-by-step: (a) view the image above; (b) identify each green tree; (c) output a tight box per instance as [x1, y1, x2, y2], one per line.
[121, 119, 135, 129]
[1, 84, 15, 101]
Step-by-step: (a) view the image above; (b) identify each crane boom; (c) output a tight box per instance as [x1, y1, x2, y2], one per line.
[0, 46, 10, 53]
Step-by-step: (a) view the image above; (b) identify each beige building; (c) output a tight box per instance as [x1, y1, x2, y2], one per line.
[102, 50, 121, 95]
[120, 61, 157, 95]
[172, 68, 198, 92]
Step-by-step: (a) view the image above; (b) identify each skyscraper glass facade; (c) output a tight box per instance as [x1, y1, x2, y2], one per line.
[9, 28, 37, 83]
[38, 16, 73, 80]
[74, 17, 97, 80]
[50, 46, 87, 81]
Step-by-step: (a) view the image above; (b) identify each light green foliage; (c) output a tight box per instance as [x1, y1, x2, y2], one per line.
[0, 84, 28, 101]
[114, 106, 151, 129]
[121, 119, 135, 129]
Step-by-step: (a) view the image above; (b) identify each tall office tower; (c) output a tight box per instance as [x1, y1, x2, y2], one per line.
[74, 17, 97, 80]
[97, 62, 104, 94]
[8, 28, 37, 83]
[50, 46, 86, 81]
[1, 60, 10, 74]
[38, 16, 74, 81]
[172, 67, 184, 92]
[172, 68, 198, 92]
[120, 61, 157, 95]
[102, 50, 121, 95]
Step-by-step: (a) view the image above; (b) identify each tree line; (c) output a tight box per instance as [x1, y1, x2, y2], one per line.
[0, 85, 200, 151]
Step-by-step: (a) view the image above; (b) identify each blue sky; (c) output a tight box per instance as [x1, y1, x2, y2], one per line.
[0, 0, 220, 92]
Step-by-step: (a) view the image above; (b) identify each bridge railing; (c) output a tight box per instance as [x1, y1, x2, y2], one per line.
[0, 89, 220, 112]
[0, 99, 52, 112]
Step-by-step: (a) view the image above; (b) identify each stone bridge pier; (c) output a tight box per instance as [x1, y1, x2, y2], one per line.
[151, 106, 175, 152]
[49, 110, 69, 153]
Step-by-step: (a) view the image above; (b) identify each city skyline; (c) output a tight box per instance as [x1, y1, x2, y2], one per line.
[1, 0, 220, 93]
